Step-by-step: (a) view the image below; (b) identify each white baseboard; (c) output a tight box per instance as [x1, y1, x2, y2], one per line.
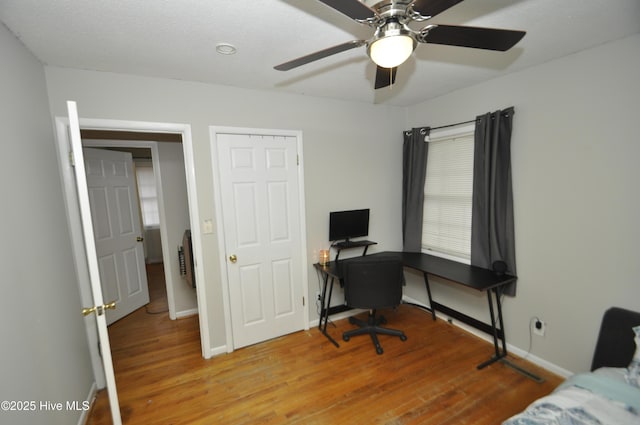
[78, 382, 98, 425]
[175, 308, 198, 319]
[207, 345, 229, 358]
[401, 295, 573, 379]
[309, 307, 365, 328]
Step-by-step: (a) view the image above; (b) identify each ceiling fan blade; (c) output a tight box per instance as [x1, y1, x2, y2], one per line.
[422, 25, 525, 51]
[316, 0, 377, 21]
[411, 0, 465, 18]
[375, 66, 397, 89]
[274, 40, 366, 71]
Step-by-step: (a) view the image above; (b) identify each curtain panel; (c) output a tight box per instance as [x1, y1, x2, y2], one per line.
[402, 127, 430, 252]
[471, 107, 518, 295]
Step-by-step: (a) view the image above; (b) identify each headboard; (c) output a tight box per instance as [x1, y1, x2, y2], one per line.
[591, 307, 640, 371]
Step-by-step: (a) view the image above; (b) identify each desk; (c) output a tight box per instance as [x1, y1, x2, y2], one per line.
[315, 251, 519, 371]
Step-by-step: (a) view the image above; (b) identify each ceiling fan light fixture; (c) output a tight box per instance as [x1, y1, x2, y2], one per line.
[369, 34, 414, 68]
[367, 20, 416, 68]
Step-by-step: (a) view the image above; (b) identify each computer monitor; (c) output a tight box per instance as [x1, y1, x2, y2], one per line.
[329, 209, 369, 242]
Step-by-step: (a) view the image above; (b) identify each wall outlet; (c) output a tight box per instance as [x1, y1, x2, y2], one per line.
[533, 318, 546, 336]
[316, 291, 321, 301]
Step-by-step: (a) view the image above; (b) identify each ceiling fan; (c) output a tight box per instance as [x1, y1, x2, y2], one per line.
[274, 0, 526, 89]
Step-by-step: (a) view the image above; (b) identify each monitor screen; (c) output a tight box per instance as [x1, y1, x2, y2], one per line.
[329, 209, 369, 242]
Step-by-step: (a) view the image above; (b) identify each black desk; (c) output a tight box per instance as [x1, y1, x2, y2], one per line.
[314, 251, 517, 370]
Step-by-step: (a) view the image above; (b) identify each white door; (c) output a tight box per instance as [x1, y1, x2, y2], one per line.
[217, 133, 305, 349]
[83, 148, 150, 325]
[67, 102, 122, 425]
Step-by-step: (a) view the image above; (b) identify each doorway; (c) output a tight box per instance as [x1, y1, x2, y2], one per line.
[82, 135, 196, 323]
[54, 117, 211, 392]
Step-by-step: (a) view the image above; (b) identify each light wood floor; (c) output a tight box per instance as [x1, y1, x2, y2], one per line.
[87, 265, 562, 424]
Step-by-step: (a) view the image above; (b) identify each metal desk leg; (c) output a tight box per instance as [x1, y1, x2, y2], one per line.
[423, 273, 436, 321]
[477, 289, 505, 369]
[494, 287, 508, 356]
[319, 275, 339, 348]
[318, 273, 329, 331]
[477, 289, 544, 382]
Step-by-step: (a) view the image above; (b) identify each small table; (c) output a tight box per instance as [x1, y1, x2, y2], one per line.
[315, 251, 534, 375]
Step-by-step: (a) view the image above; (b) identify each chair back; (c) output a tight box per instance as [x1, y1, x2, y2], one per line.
[343, 258, 404, 310]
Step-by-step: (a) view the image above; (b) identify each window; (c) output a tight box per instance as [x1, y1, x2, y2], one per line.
[422, 124, 475, 263]
[135, 162, 160, 228]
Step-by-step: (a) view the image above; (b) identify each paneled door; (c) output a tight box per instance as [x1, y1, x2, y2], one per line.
[84, 147, 149, 325]
[66, 101, 122, 424]
[217, 133, 305, 349]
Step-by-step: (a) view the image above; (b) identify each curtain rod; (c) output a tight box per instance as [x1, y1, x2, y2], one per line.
[430, 108, 514, 131]
[430, 118, 477, 131]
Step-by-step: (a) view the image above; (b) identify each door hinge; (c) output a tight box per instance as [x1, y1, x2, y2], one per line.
[69, 151, 75, 167]
[297, 155, 299, 166]
[302, 296, 305, 307]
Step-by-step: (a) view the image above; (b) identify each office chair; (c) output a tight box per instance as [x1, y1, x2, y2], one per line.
[342, 258, 407, 354]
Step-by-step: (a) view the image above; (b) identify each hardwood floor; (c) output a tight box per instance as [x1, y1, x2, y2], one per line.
[87, 267, 562, 424]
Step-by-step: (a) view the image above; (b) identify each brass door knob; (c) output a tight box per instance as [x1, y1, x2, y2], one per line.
[136, 236, 144, 242]
[82, 300, 117, 316]
[229, 254, 237, 263]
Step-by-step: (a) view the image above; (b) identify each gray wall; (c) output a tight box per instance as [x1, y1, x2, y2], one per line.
[155, 142, 195, 314]
[43, 66, 407, 354]
[406, 33, 640, 374]
[0, 23, 94, 425]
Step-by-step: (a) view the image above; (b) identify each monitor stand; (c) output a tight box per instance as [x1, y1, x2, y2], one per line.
[332, 239, 377, 261]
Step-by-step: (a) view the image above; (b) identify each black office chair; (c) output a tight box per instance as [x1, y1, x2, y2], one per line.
[342, 258, 407, 354]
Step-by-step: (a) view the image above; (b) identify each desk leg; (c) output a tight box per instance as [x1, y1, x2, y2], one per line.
[318, 273, 329, 331]
[319, 275, 339, 348]
[423, 273, 436, 321]
[495, 287, 508, 356]
[476, 290, 544, 381]
[477, 288, 506, 369]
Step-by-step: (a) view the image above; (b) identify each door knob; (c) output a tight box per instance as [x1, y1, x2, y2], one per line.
[82, 300, 117, 316]
[229, 254, 237, 263]
[136, 236, 144, 242]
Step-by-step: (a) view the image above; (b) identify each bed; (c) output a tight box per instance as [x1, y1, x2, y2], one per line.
[503, 307, 640, 425]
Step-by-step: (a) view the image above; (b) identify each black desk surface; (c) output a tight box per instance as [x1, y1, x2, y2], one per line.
[315, 251, 515, 292]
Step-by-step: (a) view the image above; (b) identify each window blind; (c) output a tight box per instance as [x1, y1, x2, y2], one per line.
[135, 163, 160, 227]
[422, 131, 474, 261]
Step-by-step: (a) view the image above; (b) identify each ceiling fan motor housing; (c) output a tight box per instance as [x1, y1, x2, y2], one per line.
[363, 0, 416, 19]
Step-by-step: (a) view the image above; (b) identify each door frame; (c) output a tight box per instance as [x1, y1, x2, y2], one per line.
[55, 117, 211, 385]
[82, 140, 181, 321]
[209, 126, 309, 352]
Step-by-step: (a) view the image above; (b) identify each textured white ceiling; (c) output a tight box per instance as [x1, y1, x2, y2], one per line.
[1, 0, 638, 106]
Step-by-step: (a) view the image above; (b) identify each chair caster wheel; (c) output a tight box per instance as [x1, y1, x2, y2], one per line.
[376, 347, 383, 355]
[400, 335, 407, 341]
[343, 335, 350, 342]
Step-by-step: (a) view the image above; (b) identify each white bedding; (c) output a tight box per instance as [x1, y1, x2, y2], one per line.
[503, 368, 640, 425]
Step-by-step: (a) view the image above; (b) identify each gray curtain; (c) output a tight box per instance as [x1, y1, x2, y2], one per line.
[471, 107, 517, 295]
[402, 127, 430, 252]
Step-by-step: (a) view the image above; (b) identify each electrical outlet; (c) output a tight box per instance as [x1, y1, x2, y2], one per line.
[316, 291, 321, 301]
[533, 318, 546, 336]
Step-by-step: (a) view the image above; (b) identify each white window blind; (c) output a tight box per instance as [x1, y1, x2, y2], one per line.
[422, 128, 474, 261]
[135, 163, 160, 228]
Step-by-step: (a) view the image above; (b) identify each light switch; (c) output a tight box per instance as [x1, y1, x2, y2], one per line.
[203, 219, 214, 234]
